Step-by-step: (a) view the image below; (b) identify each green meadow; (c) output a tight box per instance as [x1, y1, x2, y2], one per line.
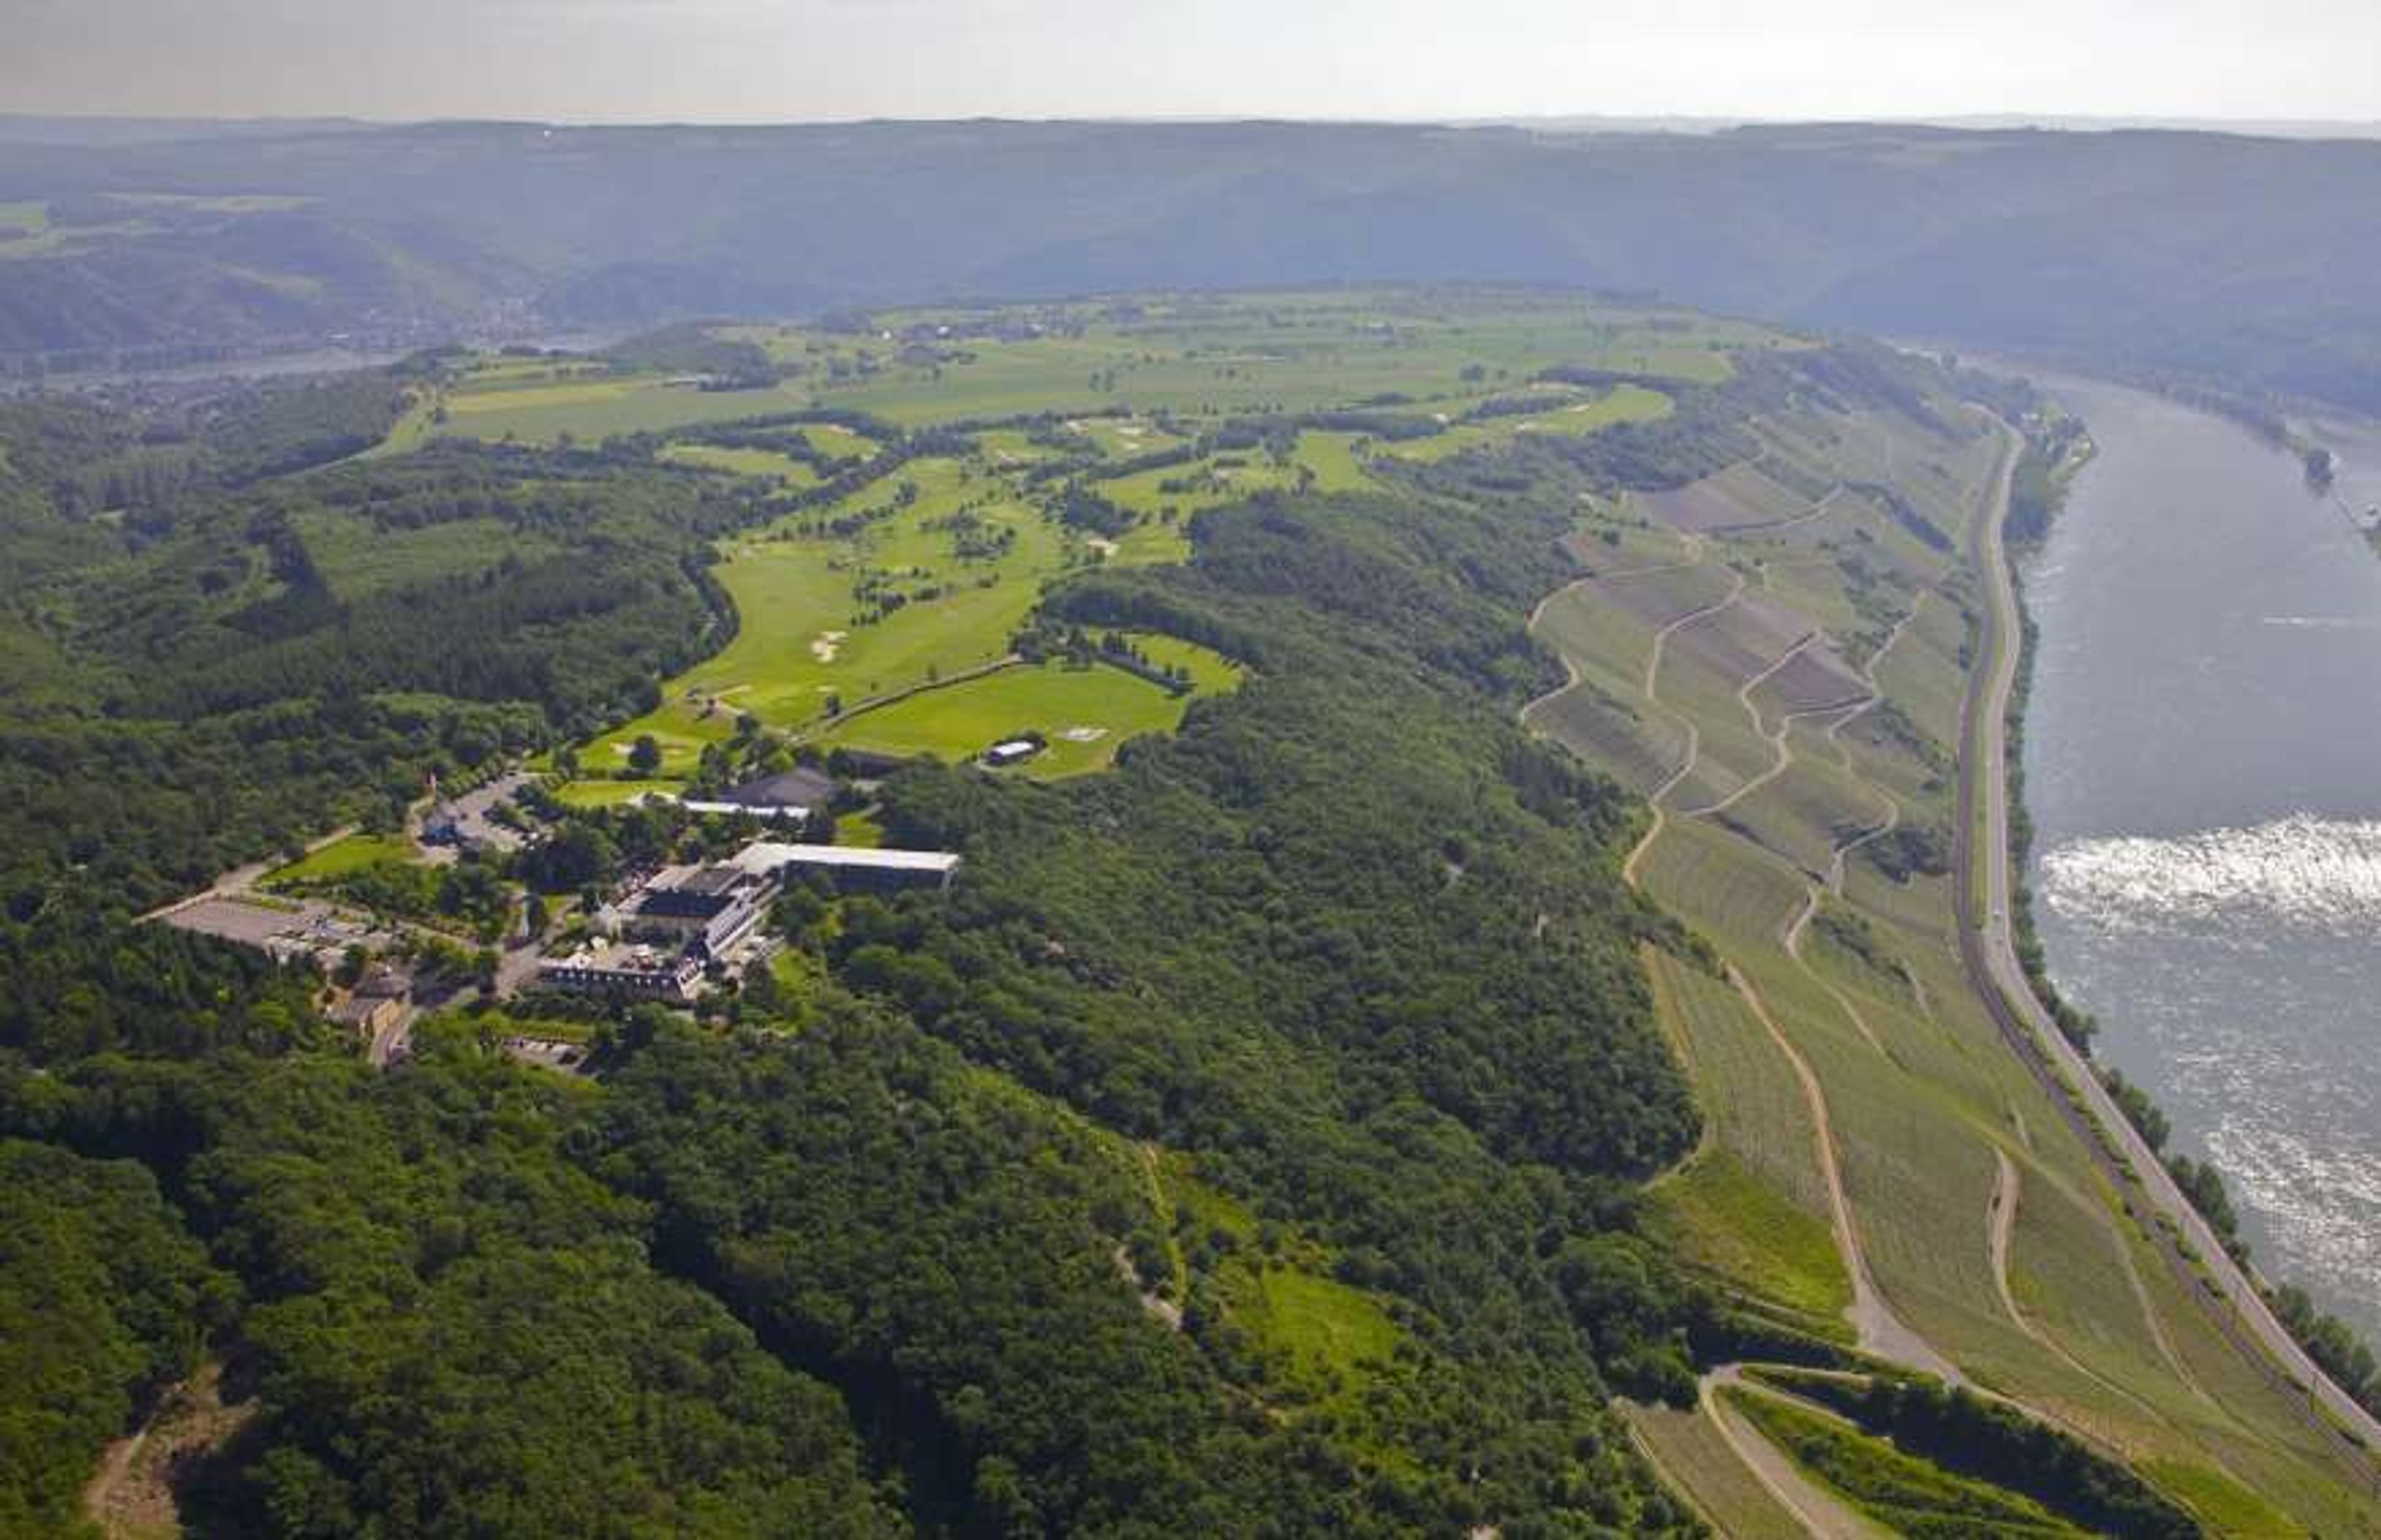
[263, 832, 415, 888]
[434, 374, 816, 444]
[1381, 383, 1675, 462]
[583, 456, 1070, 775]
[507, 291, 1801, 805]
[824, 644, 1239, 778]
[552, 779, 681, 810]
[394, 290, 1788, 452]
[658, 442, 823, 487]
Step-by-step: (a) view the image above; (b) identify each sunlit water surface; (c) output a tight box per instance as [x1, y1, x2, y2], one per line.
[2022, 376, 2381, 1340]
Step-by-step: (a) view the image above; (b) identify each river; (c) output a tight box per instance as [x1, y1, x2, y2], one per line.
[0, 329, 630, 395]
[2019, 373, 2381, 1342]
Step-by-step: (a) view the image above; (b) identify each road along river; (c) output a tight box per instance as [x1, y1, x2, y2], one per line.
[2017, 373, 2381, 1352]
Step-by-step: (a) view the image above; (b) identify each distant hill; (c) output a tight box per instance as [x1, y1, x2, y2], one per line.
[4, 117, 2381, 410]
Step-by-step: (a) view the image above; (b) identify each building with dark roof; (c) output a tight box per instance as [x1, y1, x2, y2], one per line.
[626, 863, 773, 955]
[729, 767, 836, 811]
[681, 767, 836, 822]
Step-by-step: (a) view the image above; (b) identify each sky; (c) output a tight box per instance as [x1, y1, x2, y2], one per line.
[4, 0, 2379, 126]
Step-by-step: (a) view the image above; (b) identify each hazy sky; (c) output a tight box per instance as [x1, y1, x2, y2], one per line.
[6, 0, 2379, 125]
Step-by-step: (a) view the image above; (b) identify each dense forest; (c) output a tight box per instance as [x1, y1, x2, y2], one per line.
[0, 338, 2172, 1533]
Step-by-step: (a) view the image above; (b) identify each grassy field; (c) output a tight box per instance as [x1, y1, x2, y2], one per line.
[263, 832, 414, 887]
[657, 443, 823, 487]
[1381, 383, 1675, 462]
[392, 291, 1792, 454]
[822, 651, 1236, 778]
[295, 511, 564, 598]
[430, 373, 815, 444]
[537, 294, 1719, 795]
[1094, 430, 1379, 518]
[552, 779, 680, 810]
[795, 296, 1769, 427]
[1648, 1151, 1853, 1330]
[583, 455, 1065, 774]
[1235, 1265, 1403, 1389]
[1723, 1387, 2091, 1537]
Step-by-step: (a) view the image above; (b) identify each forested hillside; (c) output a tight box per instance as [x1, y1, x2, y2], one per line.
[5, 304, 2361, 1533]
[0, 332, 1808, 1534]
[6, 120, 2381, 410]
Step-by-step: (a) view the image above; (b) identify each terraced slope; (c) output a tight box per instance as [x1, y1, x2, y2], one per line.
[1545, 397, 2381, 1534]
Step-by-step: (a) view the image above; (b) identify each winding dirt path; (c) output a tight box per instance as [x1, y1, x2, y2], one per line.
[1988, 1149, 2030, 1335]
[1711, 483, 1852, 538]
[1674, 633, 1832, 818]
[1528, 518, 1954, 1379]
[1727, 962, 1959, 1379]
[1700, 1368, 1884, 1540]
[2001, 1140, 2212, 1408]
[1770, 600, 1927, 1057]
[1620, 557, 1748, 885]
[1987, 1144, 2229, 1441]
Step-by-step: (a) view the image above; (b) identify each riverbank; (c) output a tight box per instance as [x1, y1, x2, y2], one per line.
[1982, 377, 2381, 1449]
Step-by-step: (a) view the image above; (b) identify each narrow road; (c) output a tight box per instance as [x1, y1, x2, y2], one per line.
[1528, 506, 1955, 1379]
[1727, 963, 1958, 1380]
[137, 821, 361, 921]
[1674, 632, 1827, 818]
[1953, 413, 2381, 1459]
[1986, 1150, 2031, 1339]
[1700, 1367, 1886, 1540]
[1621, 563, 1748, 885]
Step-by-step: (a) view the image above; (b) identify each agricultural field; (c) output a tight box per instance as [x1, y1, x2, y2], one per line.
[1623, 1399, 1809, 1540]
[657, 443, 823, 488]
[427, 371, 816, 444]
[1526, 387, 2381, 1534]
[390, 290, 1791, 451]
